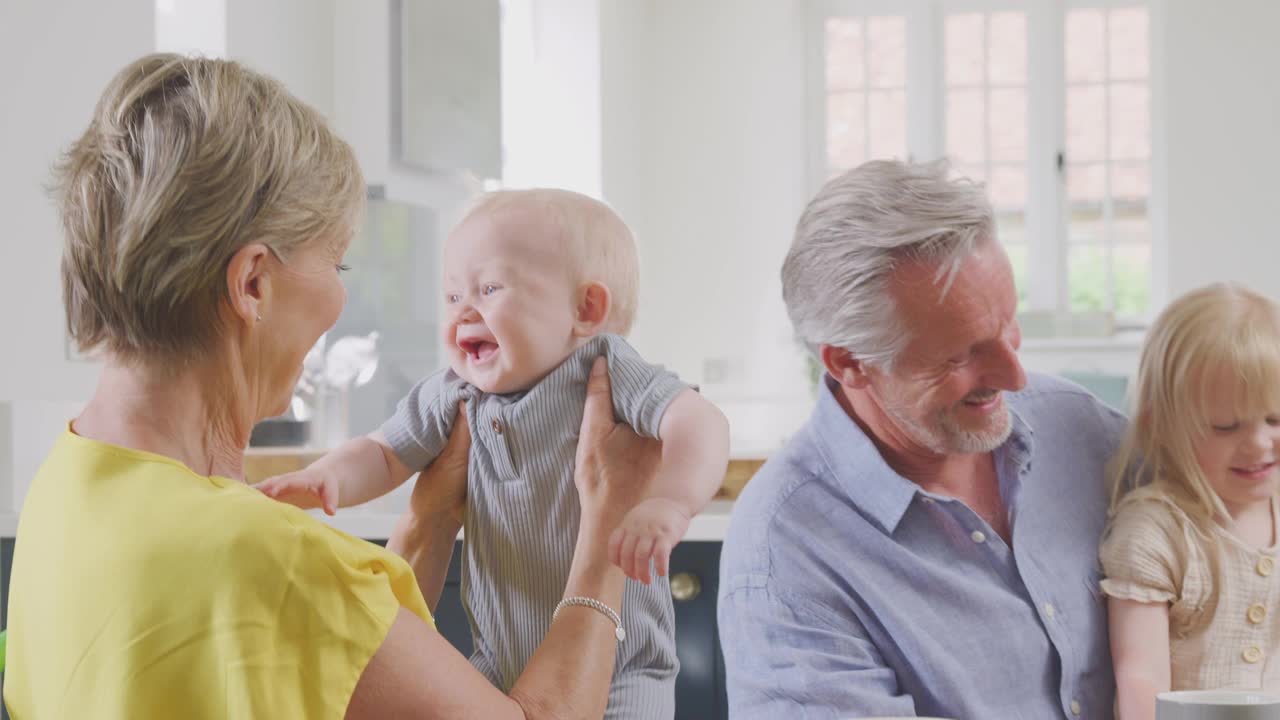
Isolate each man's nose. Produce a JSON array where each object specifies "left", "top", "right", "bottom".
[{"left": 983, "top": 337, "right": 1027, "bottom": 392}]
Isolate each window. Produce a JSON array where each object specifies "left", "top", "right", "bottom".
[{"left": 807, "top": 0, "right": 1158, "bottom": 333}]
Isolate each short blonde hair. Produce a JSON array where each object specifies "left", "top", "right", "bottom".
[
  {"left": 1108, "top": 283, "right": 1280, "bottom": 521},
  {"left": 56, "top": 53, "right": 365, "bottom": 366},
  {"left": 460, "top": 189, "right": 640, "bottom": 334}
]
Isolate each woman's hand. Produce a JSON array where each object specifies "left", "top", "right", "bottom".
[
  {"left": 407, "top": 401, "right": 471, "bottom": 528},
  {"left": 574, "top": 358, "right": 662, "bottom": 541},
  {"left": 387, "top": 402, "right": 470, "bottom": 611}
]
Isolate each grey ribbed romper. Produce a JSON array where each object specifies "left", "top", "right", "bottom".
[{"left": 381, "top": 334, "right": 685, "bottom": 719}]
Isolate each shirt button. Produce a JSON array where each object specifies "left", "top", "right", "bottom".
[
  {"left": 491, "top": 418, "right": 504, "bottom": 434},
  {"left": 1070, "top": 699, "right": 1081, "bottom": 715},
  {"left": 1248, "top": 603, "right": 1267, "bottom": 624},
  {"left": 1043, "top": 602, "right": 1056, "bottom": 619},
  {"left": 1243, "top": 646, "right": 1264, "bottom": 664},
  {"left": 970, "top": 530, "right": 987, "bottom": 543},
  {"left": 1258, "top": 556, "right": 1275, "bottom": 577}
]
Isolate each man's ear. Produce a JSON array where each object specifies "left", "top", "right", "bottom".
[
  {"left": 820, "top": 344, "right": 873, "bottom": 390},
  {"left": 226, "top": 243, "right": 273, "bottom": 326},
  {"left": 572, "top": 281, "right": 612, "bottom": 337}
]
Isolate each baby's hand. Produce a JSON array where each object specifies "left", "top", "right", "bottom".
[
  {"left": 253, "top": 468, "right": 340, "bottom": 515},
  {"left": 608, "top": 497, "right": 691, "bottom": 585}
]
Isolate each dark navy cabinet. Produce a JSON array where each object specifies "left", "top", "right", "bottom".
[{"left": 0, "top": 537, "right": 726, "bottom": 720}]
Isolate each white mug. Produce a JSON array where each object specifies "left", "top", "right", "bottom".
[{"left": 1156, "top": 690, "right": 1280, "bottom": 720}]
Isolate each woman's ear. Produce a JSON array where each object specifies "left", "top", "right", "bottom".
[
  {"left": 572, "top": 281, "right": 613, "bottom": 337},
  {"left": 820, "top": 344, "right": 873, "bottom": 390},
  {"left": 226, "top": 243, "right": 274, "bottom": 326}
]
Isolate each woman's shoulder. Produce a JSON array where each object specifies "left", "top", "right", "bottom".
[{"left": 212, "top": 487, "right": 430, "bottom": 620}]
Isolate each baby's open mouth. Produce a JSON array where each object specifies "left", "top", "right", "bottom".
[{"left": 459, "top": 338, "right": 499, "bottom": 363}]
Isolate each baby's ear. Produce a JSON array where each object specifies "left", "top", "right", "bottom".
[{"left": 573, "top": 281, "right": 613, "bottom": 337}]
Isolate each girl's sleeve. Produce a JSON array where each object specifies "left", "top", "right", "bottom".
[{"left": 1099, "top": 498, "right": 1186, "bottom": 604}]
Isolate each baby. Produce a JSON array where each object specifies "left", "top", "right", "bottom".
[{"left": 258, "top": 188, "right": 730, "bottom": 718}]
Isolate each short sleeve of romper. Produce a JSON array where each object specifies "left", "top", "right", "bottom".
[{"left": 1099, "top": 492, "right": 1189, "bottom": 604}]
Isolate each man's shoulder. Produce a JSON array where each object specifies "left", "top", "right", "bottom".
[
  {"left": 721, "top": 427, "right": 857, "bottom": 579},
  {"left": 1012, "top": 372, "right": 1127, "bottom": 424}
]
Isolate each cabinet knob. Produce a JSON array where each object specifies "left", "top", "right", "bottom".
[{"left": 670, "top": 572, "right": 702, "bottom": 602}]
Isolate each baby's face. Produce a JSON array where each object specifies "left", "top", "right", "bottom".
[{"left": 441, "top": 211, "right": 582, "bottom": 394}]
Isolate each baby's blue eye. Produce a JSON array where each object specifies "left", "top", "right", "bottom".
[
  {"left": 446, "top": 293, "right": 461, "bottom": 304},
  {"left": 482, "top": 284, "right": 500, "bottom": 296}
]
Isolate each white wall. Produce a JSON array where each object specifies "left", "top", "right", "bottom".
[
  {"left": 156, "top": 0, "right": 226, "bottom": 56},
  {"left": 0, "top": 0, "right": 155, "bottom": 509},
  {"left": 1163, "top": 0, "right": 1280, "bottom": 299},
  {"left": 226, "top": 0, "right": 335, "bottom": 118},
  {"left": 602, "top": 0, "right": 812, "bottom": 402},
  {"left": 598, "top": 0, "right": 820, "bottom": 449}
]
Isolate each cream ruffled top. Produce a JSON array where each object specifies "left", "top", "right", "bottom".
[{"left": 1100, "top": 486, "right": 1280, "bottom": 691}]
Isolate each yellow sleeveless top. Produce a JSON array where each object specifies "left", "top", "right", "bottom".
[{"left": 3, "top": 429, "right": 432, "bottom": 719}]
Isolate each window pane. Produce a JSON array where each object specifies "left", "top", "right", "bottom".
[
  {"left": 1002, "top": 237, "right": 1030, "bottom": 310},
  {"left": 989, "top": 165, "right": 1027, "bottom": 210},
  {"left": 989, "top": 88, "right": 1026, "bottom": 163},
  {"left": 945, "top": 13, "right": 984, "bottom": 86},
  {"left": 825, "top": 18, "right": 865, "bottom": 90},
  {"left": 946, "top": 89, "right": 985, "bottom": 165},
  {"left": 988, "top": 12, "right": 1026, "bottom": 85},
  {"left": 1069, "top": 207, "right": 1104, "bottom": 245},
  {"left": 1114, "top": 216, "right": 1151, "bottom": 317},
  {"left": 1111, "top": 161, "right": 1149, "bottom": 202},
  {"left": 954, "top": 163, "right": 987, "bottom": 185},
  {"left": 1068, "top": 163, "right": 1106, "bottom": 204},
  {"left": 1069, "top": 244, "right": 1109, "bottom": 312},
  {"left": 1110, "top": 83, "right": 1150, "bottom": 160},
  {"left": 1066, "top": 9, "right": 1106, "bottom": 84},
  {"left": 1109, "top": 8, "right": 1149, "bottom": 80},
  {"left": 867, "top": 16, "right": 906, "bottom": 88},
  {"left": 1067, "top": 84, "right": 1106, "bottom": 163},
  {"left": 827, "top": 91, "right": 867, "bottom": 169},
  {"left": 868, "top": 89, "right": 908, "bottom": 159}
]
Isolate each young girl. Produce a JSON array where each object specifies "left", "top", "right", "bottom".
[{"left": 1102, "top": 283, "right": 1280, "bottom": 719}]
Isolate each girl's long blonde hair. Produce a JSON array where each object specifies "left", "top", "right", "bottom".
[{"left": 1109, "top": 283, "right": 1280, "bottom": 522}]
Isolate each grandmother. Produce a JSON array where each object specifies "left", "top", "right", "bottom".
[{"left": 3, "top": 53, "right": 655, "bottom": 719}]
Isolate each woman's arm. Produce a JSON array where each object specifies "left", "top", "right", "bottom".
[
  {"left": 347, "top": 358, "right": 653, "bottom": 720},
  {"left": 386, "top": 406, "right": 469, "bottom": 613},
  {"left": 1110, "top": 597, "right": 1171, "bottom": 720}
]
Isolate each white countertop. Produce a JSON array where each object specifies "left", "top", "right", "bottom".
[
  {"left": 310, "top": 499, "right": 738, "bottom": 542},
  {"left": 0, "top": 500, "right": 738, "bottom": 542}
]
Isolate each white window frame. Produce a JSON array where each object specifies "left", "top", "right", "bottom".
[{"left": 805, "top": 0, "right": 1167, "bottom": 333}]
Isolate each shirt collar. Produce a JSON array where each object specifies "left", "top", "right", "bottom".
[{"left": 808, "top": 374, "right": 1037, "bottom": 535}]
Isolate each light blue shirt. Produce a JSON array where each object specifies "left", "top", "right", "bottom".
[{"left": 718, "top": 373, "right": 1126, "bottom": 719}]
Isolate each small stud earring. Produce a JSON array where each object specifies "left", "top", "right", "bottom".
[{"left": 256, "top": 314, "right": 263, "bottom": 321}]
